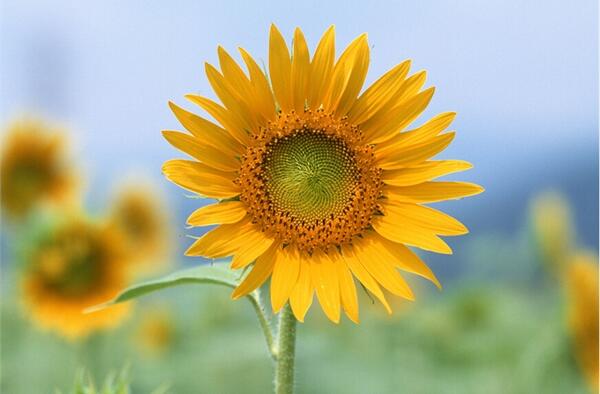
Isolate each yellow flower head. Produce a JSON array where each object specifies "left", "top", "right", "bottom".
[
  {"left": 565, "top": 252, "right": 599, "bottom": 390},
  {"left": 530, "top": 191, "right": 575, "bottom": 274},
  {"left": 162, "top": 25, "right": 483, "bottom": 323},
  {"left": 21, "top": 215, "right": 131, "bottom": 340},
  {"left": 108, "top": 184, "right": 171, "bottom": 275},
  {"left": 134, "top": 305, "right": 175, "bottom": 357},
  {"left": 1, "top": 118, "right": 77, "bottom": 218}
]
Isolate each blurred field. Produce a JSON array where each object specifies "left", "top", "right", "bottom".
[{"left": 0, "top": 224, "right": 595, "bottom": 393}]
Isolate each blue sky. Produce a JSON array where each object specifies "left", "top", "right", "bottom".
[{"left": 1, "top": 0, "right": 598, "bottom": 250}]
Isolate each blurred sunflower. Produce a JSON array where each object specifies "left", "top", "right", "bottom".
[
  {"left": 1, "top": 118, "right": 76, "bottom": 218},
  {"left": 21, "top": 215, "right": 131, "bottom": 340},
  {"left": 565, "top": 252, "right": 599, "bottom": 390},
  {"left": 530, "top": 191, "right": 575, "bottom": 275},
  {"left": 163, "top": 25, "right": 483, "bottom": 323},
  {"left": 134, "top": 305, "right": 175, "bottom": 357},
  {"left": 108, "top": 185, "right": 170, "bottom": 275}
]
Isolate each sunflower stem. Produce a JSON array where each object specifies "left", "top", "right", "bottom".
[
  {"left": 249, "top": 288, "right": 277, "bottom": 360},
  {"left": 274, "top": 303, "right": 297, "bottom": 394}
]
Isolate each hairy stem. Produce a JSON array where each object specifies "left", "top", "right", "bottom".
[{"left": 274, "top": 303, "right": 297, "bottom": 394}]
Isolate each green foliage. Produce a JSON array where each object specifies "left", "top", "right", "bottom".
[
  {"left": 88, "top": 264, "right": 240, "bottom": 311},
  {"left": 85, "top": 262, "right": 278, "bottom": 363},
  {"left": 57, "top": 368, "right": 131, "bottom": 394},
  {"left": 2, "top": 228, "right": 594, "bottom": 394},
  {"left": 1, "top": 282, "right": 592, "bottom": 394},
  {"left": 56, "top": 366, "right": 171, "bottom": 394}
]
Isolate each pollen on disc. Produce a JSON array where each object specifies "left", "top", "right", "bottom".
[
  {"left": 237, "top": 109, "right": 383, "bottom": 253},
  {"left": 263, "top": 131, "right": 359, "bottom": 223}
]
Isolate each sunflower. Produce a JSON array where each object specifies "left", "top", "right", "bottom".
[
  {"left": 565, "top": 252, "right": 599, "bottom": 390},
  {"left": 162, "top": 25, "right": 483, "bottom": 323},
  {"left": 530, "top": 191, "right": 574, "bottom": 275},
  {"left": 108, "top": 184, "right": 171, "bottom": 275},
  {"left": 134, "top": 304, "right": 175, "bottom": 357},
  {"left": 21, "top": 215, "right": 131, "bottom": 340},
  {"left": 1, "top": 118, "right": 76, "bottom": 218}
]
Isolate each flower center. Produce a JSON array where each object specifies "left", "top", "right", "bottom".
[
  {"left": 263, "top": 131, "right": 359, "bottom": 222},
  {"left": 35, "top": 227, "right": 106, "bottom": 297},
  {"left": 237, "top": 110, "right": 383, "bottom": 252}
]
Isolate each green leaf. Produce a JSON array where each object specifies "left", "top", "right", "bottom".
[{"left": 87, "top": 264, "right": 240, "bottom": 312}]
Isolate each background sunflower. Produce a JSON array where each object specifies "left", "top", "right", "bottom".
[
  {"left": 1, "top": 118, "right": 77, "bottom": 219},
  {"left": 107, "top": 183, "right": 172, "bottom": 276},
  {"left": 21, "top": 215, "right": 131, "bottom": 340}
]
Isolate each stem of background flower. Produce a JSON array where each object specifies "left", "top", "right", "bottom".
[{"left": 274, "top": 303, "right": 297, "bottom": 394}]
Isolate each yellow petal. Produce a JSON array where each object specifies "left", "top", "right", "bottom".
[
  {"left": 269, "top": 24, "right": 293, "bottom": 112},
  {"left": 358, "top": 70, "right": 427, "bottom": 130},
  {"left": 376, "top": 112, "right": 456, "bottom": 158},
  {"left": 331, "top": 251, "right": 359, "bottom": 323},
  {"left": 308, "top": 26, "right": 335, "bottom": 108},
  {"left": 232, "top": 245, "right": 278, "bottom": 299},
  {"left": 162, "top": 159, "right": 239, "bottom": 199},
  {"left": 185, "top": 216, "right": 253, "bottom": 258},
  {"left": 168, "top": 101, "right": 244, "bottom": 156},
  {"left": 323, "top": 34, "right": 369, "bottom": 114},
  {"left": 162, "top": 130, "right": 239, "bottom": 172},
  {"left": 289, "top": 260, "right": 313, "bottom": 322},
  {"left": 382, "top": 160, "right": 473, "bottom": 187},
  {"left": 188, "top": 221, "right": 272, "bottom": 269},
  {"left": 291, "top": 28, "right": 310, "bottom": 112},
  {"left": 341, "top": 244, "right": 392, "bottom": 314},
  {"left": 386, "top": 181, "right": 485, "bottom": 203},
  {"left": 230, "top": 234, "right": 275, "bottom": 270},
  {"left": 396, "top": 70, "right": 428, "bottom": 101},
  {"left": 381, "top": 201, "right": 468, "bottom": 236},
  {"left": 374, "top": 234, "right": 441, "bottom": 288},
  {"left": 185, "top": 95, "right": 250, "bottom": 145},
  {"left": 352, "top": 236, "right": 415, "bottom": 299},
  {"left": 372, "top": 215, "right": 453, "bottom": 254},
  {"left": 271, "top": 246, "right": 301, "bottom": 313},
  {"left": 217, "top": 46, "right": 256, "bottom": 110},
  {"left": 333, "top": 35, "right": 370, "bottom": 116},
  {"left": 186, "top": 201, "right": 247, "bottom": 226},
  {"left": 363, "top": 87, "right": 435, "bottom": 144},
  {"left": 205, "top": 63, "right": 258, "bottom": 130},
  {"left": 376, "top": 132, "right": 455, "bottom": 170},
  {"left": 238, "top": 47, "right": 277, "bottom": 120},
  {"left": 348, "top": 60, "right": 411, "bottom": 125},
  {"left": 310, "top": 249, "right": 341, "bottom": 323}
]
